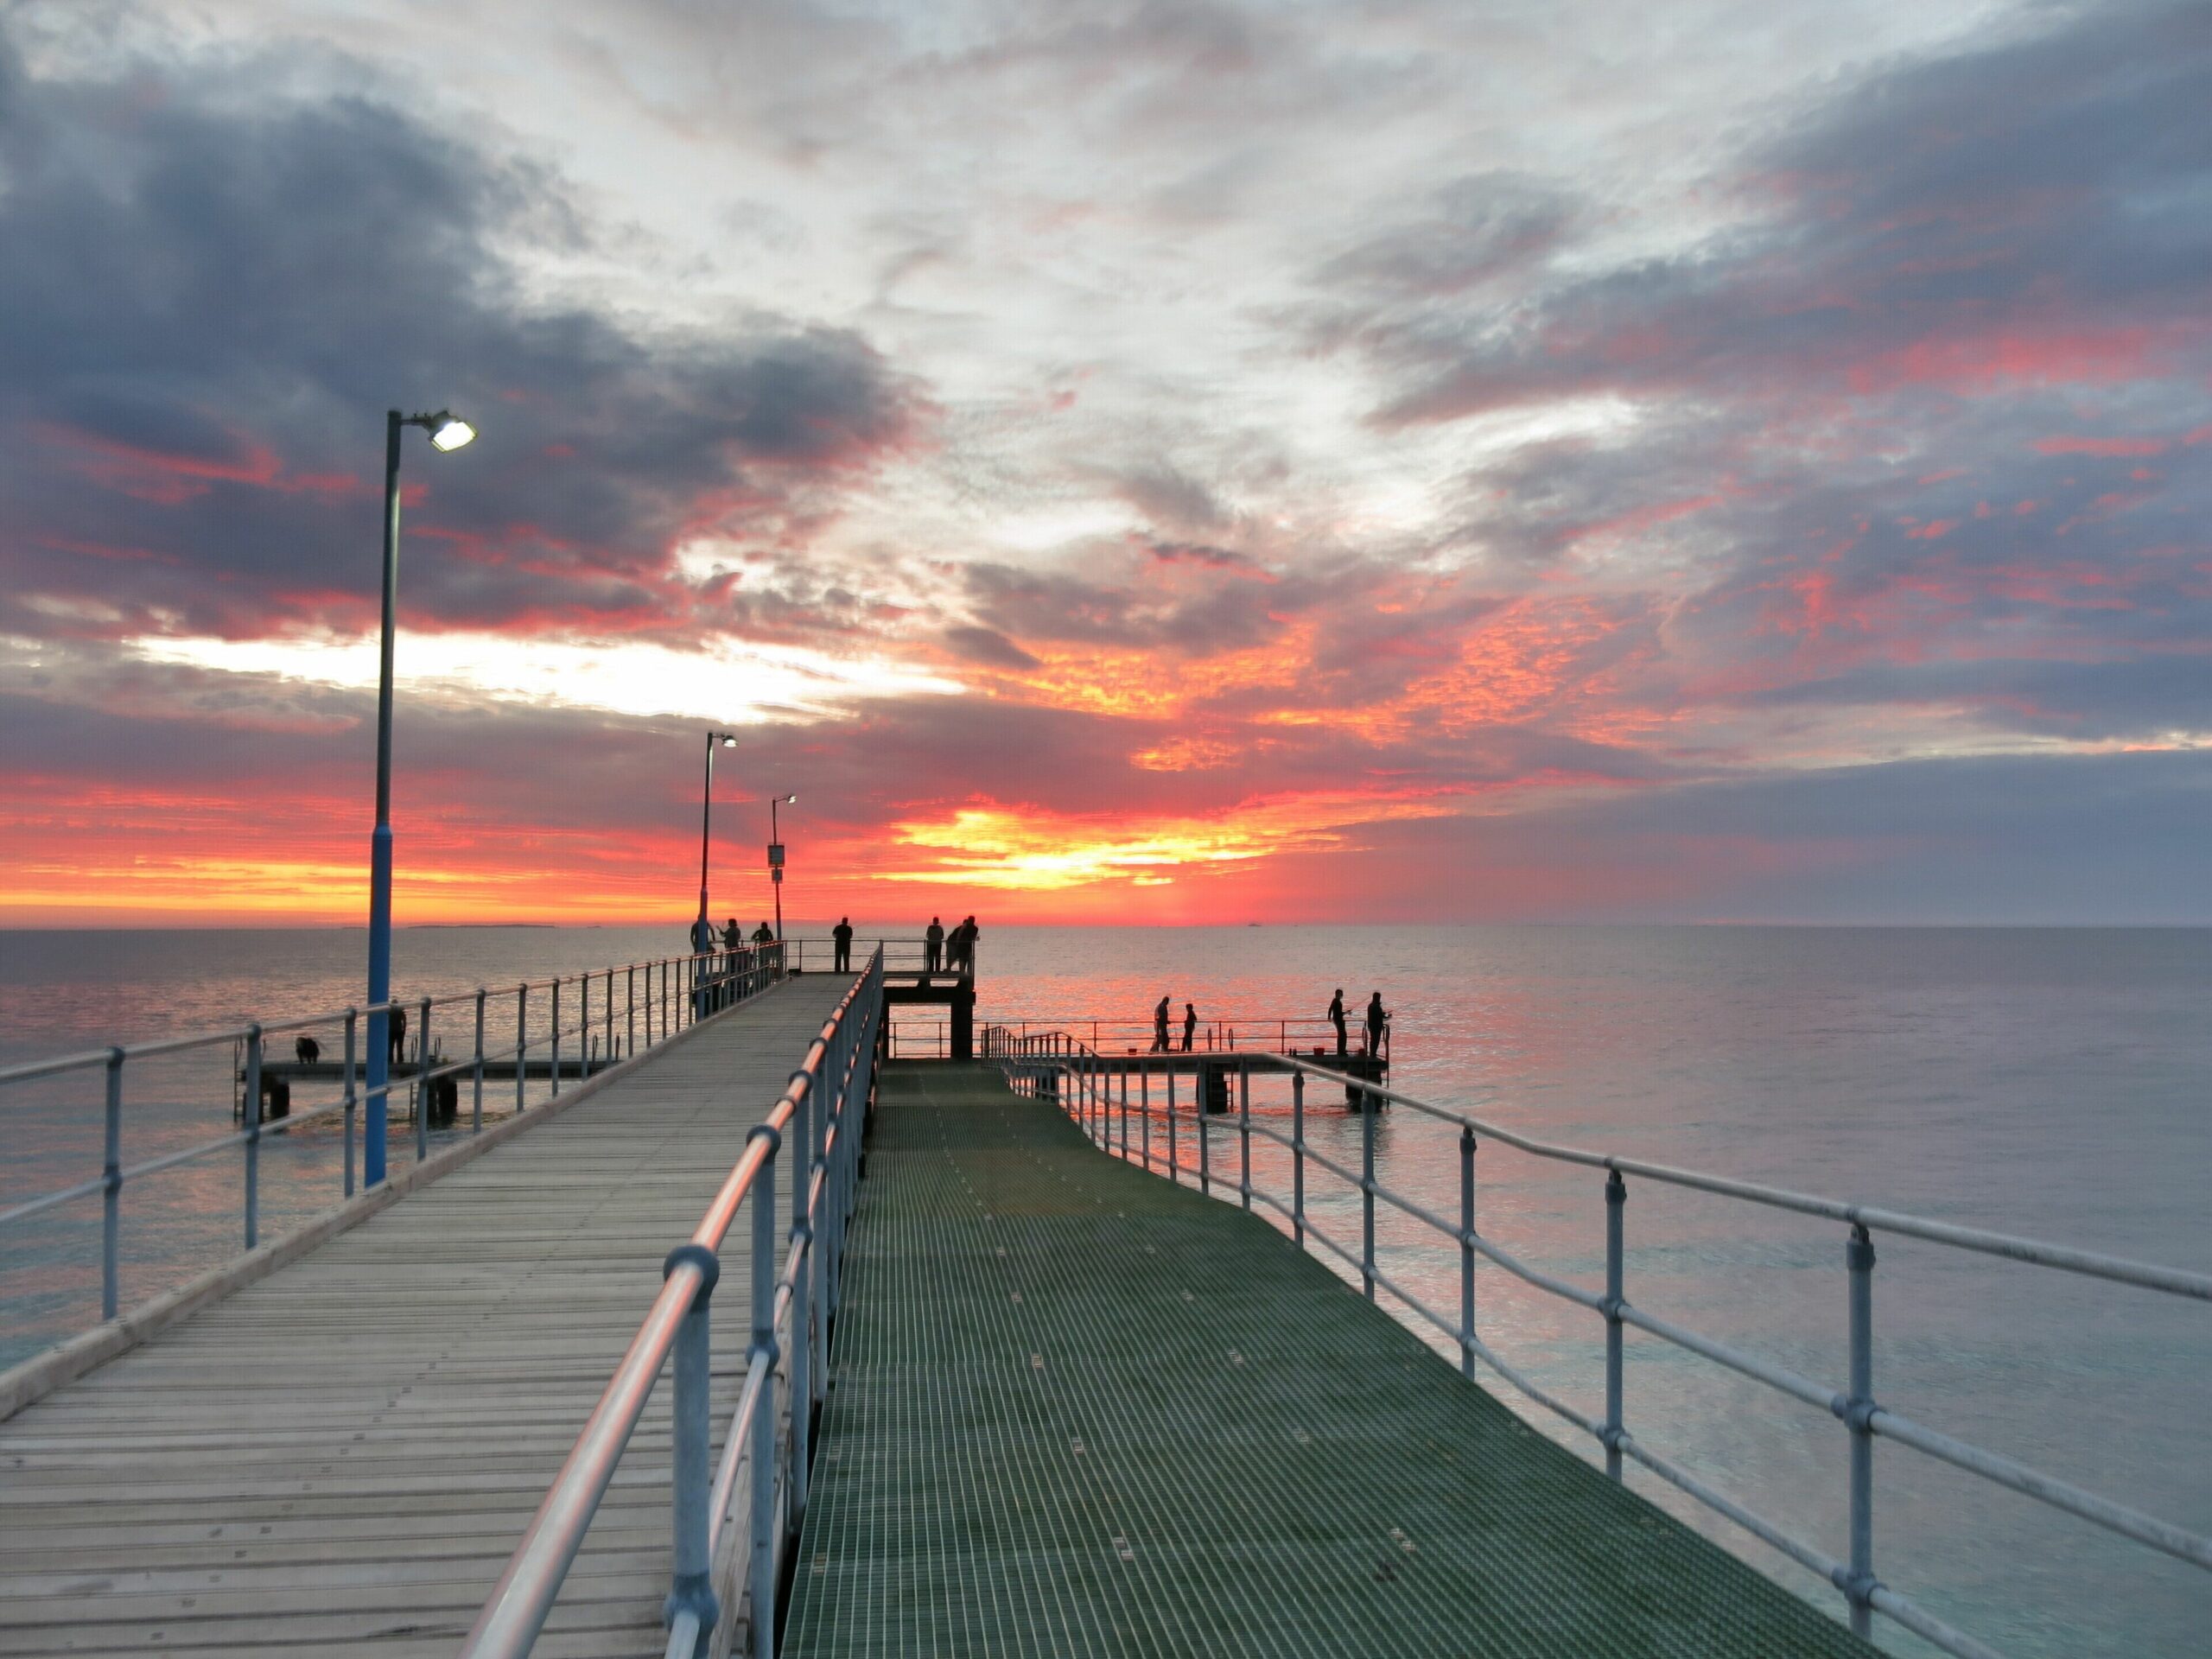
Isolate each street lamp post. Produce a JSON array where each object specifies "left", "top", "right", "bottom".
[
  {"left": 767, "top": 793, "right": 796, "bottom": 940},
  {"left": 365, "top": 409, "right": 475, "bottom": 1190},
  {"left": 696, "top": 733, "right": 740, "bottom": 953}
]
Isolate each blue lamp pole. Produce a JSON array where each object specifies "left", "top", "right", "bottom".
[
  {"left": 365, "top": 408, "right": 475, "bottom": 1189},
  {"left": 696, "top": 732, "right": 740, "bottom": 952}
]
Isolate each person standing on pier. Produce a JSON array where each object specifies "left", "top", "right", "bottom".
[
  {"left": 690, "top": 914, "right": 715, "bottom": 956},
  {"left": 1365, "top": 992, "right": 1388, "bottom": 1058},
  {"left": 1182, "top": 1001, "right": 1198, "bottom": 1052},
  {"left": 832, "top": 917, "right": 854, "bottom": 973},
  {"left": 721, "top": 917, "right": 741, "bottom": 951},
  {"left": 753, "top": 919, "right": 775, "bottom": 947},
  {"left": 925, "top": 916, "right": 944, "bottom": 974},
  {"left": 388, "top": 1002, "right": 408, "bottom": 1066},
  {"left": 1328, "top": 988, "right": 1347, "bottom": 1057},
  {"left": 1153, "top": 995, "right": 1172, "bottom": 1052}
]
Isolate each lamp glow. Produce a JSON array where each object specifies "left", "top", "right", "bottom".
[{"left": 429, "top": 417, "right": 476, "bottom": 452}]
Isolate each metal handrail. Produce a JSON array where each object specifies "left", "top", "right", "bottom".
[
  {"left": 985, "top": 1026, "right": 2212, "bottom": 1659},
  {"left": 462, "top": 949, "right": 884, "bottom": 1659},
  {"left": 0, "top": 945, "right": 790, "bottom": 1340}
]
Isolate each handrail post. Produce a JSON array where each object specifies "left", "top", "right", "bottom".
[
  {"left": 1846, "top": 1224, "right": 1877, "bottom": 1637},
  {"left": 663, "top": 1243, "right": 721, "bottom": 1655},
  {"left": 416, "top": 996, "right": 433, "bottom": 1160},
  {"left": 515, "top": 984, "right": 528, "bottom": 1116},
  {"left": 1141, "top": 1070, "right": 1151, "bottom": 1172},
  {"left": 101, "top": 1048, "right": 123, "bottom": 1319},
  {"left": 604, "top": 969, "right": 613, "bottom": 1065},
  {"left": 1237, "top": 1061, "right": 1251, "bottom": 1211},
  {"left": 747, "top": 1126, "right": 782, "bottom": 1659},
  {"left": 473, "top": 988, "right": 486, "bottom": 1134},
  {"left": 243, "top": 1025, "right": 262, "bottom": 1249},
  {"left": 581, "top": 973, "right": 593, "bottom": 1080},
  {"left": 1292, "top": 1071, "right": 1306, "bottom": 1247},
  {"left": 1166, "top": 1071, "right": 1179, "bottom": 1186},
  {"left": 550, "top": 978, "right": 562, "bottom": 1096},
  {"left": 626, "top": 965, "right": 636, "bottom": 1059},
  {"left": 1604, "top": 1169, "right": 1626, "bottom": 1478},
  {"left": 342, "top": 1011, "right": 358, "bottom": 1199},
  {"left": 1458, "top": 1127, "right": 1476, "bottom": 1378},
  {"left": 1360, "top": 1086, "right": 1376, "bottom": 1300},
  {"left": 1119, "top": 1071, "right": 1129, "bottom": 1159},
  {"left": 789, "top": 1075, "right": 815, "bottom": 1531},
  {"left": 1198, "top": 1067, "right": 1211, "bottom": 1197}
]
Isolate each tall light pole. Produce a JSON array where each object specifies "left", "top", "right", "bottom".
[
  {"left": 696, "top": 732, "right": 739, "bottom": 950},
  {"left": 365, "top": 408, "right": 475, "bottom": 1190},
  {"left": 767, "top": 793, "right": 796, "bottom": 940}
]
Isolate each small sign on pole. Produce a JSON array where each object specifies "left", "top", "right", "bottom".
[{"left": 767, "top": 843, "right": 785, "bottom": 868}]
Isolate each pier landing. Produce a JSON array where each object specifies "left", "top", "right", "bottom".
[{"left": 784, "top": 1062, "right": 1871, "bottom": 1658}]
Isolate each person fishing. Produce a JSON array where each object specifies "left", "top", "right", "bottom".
[
  {"left": 1152, "top": 995, "right": 1172, "bottom": 1052},
  {"left": 1182, "top": 1001, "right": 1198, "bottom": 1053},
  {"left": 1365, "top": 991, "right": 1388, "bottom": 1058},
  {"left": 1328, "top": 988, "right": 1347, "bottom": 1057}
]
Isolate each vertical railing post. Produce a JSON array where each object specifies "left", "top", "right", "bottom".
[
  {"left": 1360, "top": 1088, "right": 1376, "bottom": 1300},
  {"left": 415, "top": 997, "right": 433, "bottom": 1161},
  {"left": 1458, "top": 1127, "right": 1476, "bottom": 1378},
  {"left": 472, "top": 988, "right": 486, "bottom": 1134},
  {"left": 626, "top": 964, "right": 636, "bottom": 1059},
  {"left": 1166, "top": 1071, "right": 1179, "bottom": 1186},
  {"left": 101, "top": 1048, "right": 123, "bottom": 1319},
  {"left": 662, "top": 1243, "right": 720, "bottom": 1656},
  {"left": 1237, "top": 1061, "right": 1251, "bottom": 1211},
  {"left": 1604, "top": 1169, "right": 1626, "bottom": 1478},
  {"left": 1846, "top": 1224, "right": 1877, "bottom": 1637},
  {"left": 605, "top": 969, "right": 614, "bottom": 1065},
  {"left": 342, "top": 1010, "right": 358, "bottom": 1199},
  {"left": 1198, "top": 1068, "right": 1211, "bottom": 1197},
  {"left": 1140, "top": 1070, "right": 1151, "bottom": 1170},
  {"left": 550, "top": 978, "right": 563, "bottom": 1096},
  {"left": 1119, "top": 1071, "right": 1129, "bottom": 1158},
  {"left": 243, "top": 1025, "right": 262, "bottom": 1249},
  {"left": 747, "top": 1125, "right": 782, "bottom": 1659},
  {"left": 1292, "top": 1071, "right": 1306, "bottom": 1248},
  {"left": 515, "top": 984, "right": 528, "bottom": 1116},
  {"left": 789, "top": 1075, "right": 814, "bottom": 1532},
  {"left": 581, "top": 974, "right": 593, "bottom": 1080}
]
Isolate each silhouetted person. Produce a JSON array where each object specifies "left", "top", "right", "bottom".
[
  {"left": 1365, "top": 992, "right": 1388, "bottom": 1058},
  {"left": 388, "top": 1003, "right": 408, "bottom": 1066},
  {"left": 1182, "top": 1001, "right": 1197, "bottom": 1052},
  {"left": 833, "top": 916, "right": 853, "bottom": 972},
  {"left": 721, "top": 917, "right": 741, "bottom": 951},
  {"left": 753, "top": 920, "right": 774, "bottom": 947},
  {"left": 296, "top": 1035, "right": 321, "bottom": 1065},
  {"left": 690, "top": 915, "right": 715, "bottom": 954},
  {"left": 925, "top": 916, "right": 944, "bottom": 974},
  {"left": 1327, "top": 988, "right": 1346, "bottom": 1057},
  {"left": 1152, "top": 995, "right": 1171, "bottom": 1052},
  {"left": 951, "top": 915, "right": 978, "bottom": 974}
]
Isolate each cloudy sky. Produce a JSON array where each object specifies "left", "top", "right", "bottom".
[{"left": 1, "top": 0, "right": 2206, "bottom": 925}]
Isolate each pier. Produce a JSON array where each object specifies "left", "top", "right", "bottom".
[{"left": 1, "top": 942, "right": 2205, "bottom": 1659}]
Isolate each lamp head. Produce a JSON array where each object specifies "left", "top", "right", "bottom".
[
  {"left": 783, "top": 793, "right": 798, "bottom": 804},
  {"left": 720, "top": 735, "right": 738, "bottom": 748},
  {"left": 427, "top": 416, "right": 476, "bottom": 452}
]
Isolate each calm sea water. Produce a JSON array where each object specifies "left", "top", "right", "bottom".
[{"left": 2, "top": 923, "right": 2207, "bottom": 1656}]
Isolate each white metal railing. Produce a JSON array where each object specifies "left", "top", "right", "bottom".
[
  {"left": 982, "top": 1012, "right": 1388, "bottom": 1061},
  {"left": 984, "top": 1026, "right": 2212, "bottom": 1659},
  {"left": 0, "top": 944, "right": 785, "bottom": 1344},
  {"left": 461, "top": 950, "right": 883, "bottom": 1659},
  {"left": 781, "top": 934, "right": 976, "bottom": 982}
]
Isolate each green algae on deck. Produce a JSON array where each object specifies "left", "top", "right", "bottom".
[{"left": 784, "top": 1061, "right": 1874, "bottom": 1659}]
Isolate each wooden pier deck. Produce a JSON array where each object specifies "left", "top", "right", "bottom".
[
  {"left": 0, "top": 975, "right": 856, "bottom": 1658},
  {"left": 783, "top": 1062, "right": 1873, "bottom": 1658}
]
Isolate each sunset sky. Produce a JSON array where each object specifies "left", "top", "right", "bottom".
[{"left": 2, "top": 0, "right": 2207, "bottom": 926}]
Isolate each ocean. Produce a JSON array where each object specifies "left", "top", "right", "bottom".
[{"left": 2, "top": 923, "right": 2207, "bottom": 1656}]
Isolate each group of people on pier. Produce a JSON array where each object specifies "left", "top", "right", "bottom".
[
  {"left": 922, "top": 915, "right": 979, "bottom": 976},
  {"left": 1147, "top": 988, "right": 1389, "bottom": 1058}
]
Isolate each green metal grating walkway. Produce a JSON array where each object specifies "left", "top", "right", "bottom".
[{"left": 784, "top": 1062, "right": 1875, "bottom": 1659}]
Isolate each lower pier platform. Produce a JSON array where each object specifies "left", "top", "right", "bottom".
[{"left": 784, "top": 1061, "right": 1872, "bottom": 1659}]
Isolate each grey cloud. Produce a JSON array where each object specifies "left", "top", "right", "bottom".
[
  {"left": 0, "top": 29, "right": 925, "bottom": 645},
  {"left": 942, "top": 625, "right": 1042, "bottom": 670}
]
